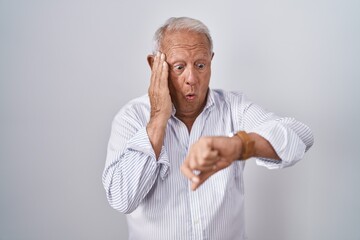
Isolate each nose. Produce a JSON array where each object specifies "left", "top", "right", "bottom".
[{"left": 185, "top": 67, "right": 197, "bottom": 86}]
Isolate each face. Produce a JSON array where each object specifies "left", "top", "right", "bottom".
[{"left": 160, "top": 30, "right": 213, "bottom": 118}]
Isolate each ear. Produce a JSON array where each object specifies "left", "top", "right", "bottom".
[{"left": 147, "top": 55, "right": 154, "bottom": 69}]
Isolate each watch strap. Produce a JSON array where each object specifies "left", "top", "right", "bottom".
[{"left": 235, "top": 131, "right": 255, "bottom": 160}]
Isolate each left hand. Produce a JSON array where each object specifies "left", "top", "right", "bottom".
[{"left": 181, "top": 136, "right": 242, "bottom": 190}]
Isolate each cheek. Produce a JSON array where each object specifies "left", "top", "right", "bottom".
[
  {"left": 169, "top": 74, "right": 183, "bottom": 87},
  {"left": 200, "top": 72, "right": 211, "bottom": 86},
  {"left": 168, "top": 75, "right": 182, "bottom": 94}
]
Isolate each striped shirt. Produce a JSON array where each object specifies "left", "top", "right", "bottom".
[{"left": 102, "top": 89, "right": 313, "bottom": 240}]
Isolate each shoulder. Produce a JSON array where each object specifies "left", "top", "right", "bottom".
[
  {"left": 123, "top": 94, "right": 150, "bottom": 113},
  {"left": 113, "top": 94, "right": 150, "bottom": 126},
  {"left": 210, "top": 89, "right": 255, "bottom": 122},
  {"left": 210, "top": 89, "right": 249, "bottom": 106}
]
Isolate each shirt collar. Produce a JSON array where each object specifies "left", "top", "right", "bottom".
[{"left": 204, "top": 88, "right": 215, "bottom": 111}]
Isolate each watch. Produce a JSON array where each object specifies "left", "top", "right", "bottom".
[{"left": 229, "top": 131, "right": 255, "bottom": 160}]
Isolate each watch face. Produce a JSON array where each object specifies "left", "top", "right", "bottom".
[{"left": 228, "top": 132, "right": 236, "bottom": 137}]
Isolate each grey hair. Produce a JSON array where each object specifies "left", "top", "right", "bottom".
[{"left": 152, "top": 17, "right": 213, "bottom": 54}]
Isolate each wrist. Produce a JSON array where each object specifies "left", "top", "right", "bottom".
[
  {"left": 147, "top": 117, "right": 168, "bottom": 160},
  {"left": 148, "top": 115, "right": 168, "bottom": 129},
  {"left": 230, "top": 131, "right": 255, "bottom": 160},
  {"left": 229, "top": 135, "right": 243, "bottom": 160}
]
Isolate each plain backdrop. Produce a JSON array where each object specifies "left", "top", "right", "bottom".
[{"left": 1, "top": 0, "right": 359, "bottom": 239}]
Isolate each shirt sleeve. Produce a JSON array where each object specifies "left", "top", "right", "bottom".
[
  {"left": 102, "top": 104, "right": 169, "bottom": 214},
  {"left": 239, "top": 96, "right": 314, "bottom": 169}
]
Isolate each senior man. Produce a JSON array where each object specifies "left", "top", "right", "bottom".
[{"left": 102, "top": 17, "right": 314, "bottom": 240}]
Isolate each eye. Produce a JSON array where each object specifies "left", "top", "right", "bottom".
[
  {"left": 196, "top": 63, "right": 205, "bottom": 69},
  {"left": 174, "top": 65, "right": 184, "bottom": 71}
]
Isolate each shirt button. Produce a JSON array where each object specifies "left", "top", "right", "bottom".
[{"left": 194, "top": 220, "right": 199, "bottom": 224}]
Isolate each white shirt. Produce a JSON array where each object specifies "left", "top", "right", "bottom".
[{"left": 102, "top": 89, "right": 313, "bottom": 240}]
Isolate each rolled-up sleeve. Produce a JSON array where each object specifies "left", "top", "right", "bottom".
[
  {"left": 240, "top": 97, "right": 314, "bottom": 169},
  {"left": 102, "top": 104, "right": 169, "bottom": 214}
]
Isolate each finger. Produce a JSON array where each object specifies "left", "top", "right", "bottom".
[
  {"left": 189, "top": 150, "right": 219, "bottom": 171},
  {"left": 160, "top": 54, "right": 169, "bottom": 89},
  {"left": 180, "top": 162, "right": 200, "bottom": 184},
  {"left": 155, "top": 52, "right": 164, "bottom": 89},
  {"left": 191, "top": 169, "right": 216, "bottom": 191},
  {"left": 192, "top": 152, "right": 219, "bottom": 171},
  {"left": 194, "top": 164, "right": 218, "bottom": 172},
  {"left": 192, "top": 159, "right": 233, "bottom": 191},
  {"left": 186, "top": 150, "right": 195, "bottom": 169},
  {"left": 199, "top": 150, "right": 220, "bottom": 167},
  {"left": 150, "top": 52, "right": 161, "bottom": 89}
]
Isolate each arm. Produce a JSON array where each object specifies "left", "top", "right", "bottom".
[
  {"left": 102, "top": 120, "right": 166, "bottom": 214},
  {"left": 102, "top": 52, "right": 172, "bottom": 213},
  {"left": 146, "top": 52, "right": 172, "bottom": 158},
  {"left": 180, "top": 132, "right": 280, "bottom": 190},
  {"left": 245, "top": 132, "right": 281, "bottom": 160},
  {"left": 242, "top": 101, "right": 314, "bottom": 169},
  {"left": 181, "top": 95, "right": 314, "bottom": 190}
]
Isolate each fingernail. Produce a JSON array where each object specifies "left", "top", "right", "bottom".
[
  {"left": 161, "top": 53, "right": 165, "bottom": 60},
  {"left": 157, "top": 51, "right": 161, "bottom": 57},
  {"left": 191, "top": 177, "right": 199, "bottom": 183}
]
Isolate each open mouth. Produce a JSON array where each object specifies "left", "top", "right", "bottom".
[{"left": 185, "top": 94, "right": 196, "bottom": 101}]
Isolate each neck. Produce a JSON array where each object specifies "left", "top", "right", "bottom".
[
  {"left": 175, "top": 104, "right": 205, "bottom": 133},
  {"left": 176, "top": 114, "right": 197, "bottom": 133}
]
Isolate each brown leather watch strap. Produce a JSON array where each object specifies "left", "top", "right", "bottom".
[{"left": 235, "top": 131, "right": 255, "bottom": 160}]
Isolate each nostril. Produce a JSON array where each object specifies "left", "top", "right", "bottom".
[{"left": 185, "top": 78, "right": 195, "bottom": 85}]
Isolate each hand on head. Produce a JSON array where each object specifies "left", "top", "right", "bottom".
[
  {"left": 147, "top": 52, "right": 172, "bottom": 123},
  {"left": 146, "top": 52, "right": 172, "bottom": 159}
]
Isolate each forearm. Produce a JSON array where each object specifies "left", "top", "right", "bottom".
[
  {"left": 247, "top": 119, "right": 312, "bottom": 169},
  {"left": 249, "top": 132, "right": 280, "bottom": 160},
  {"left": 146, "top": 116, "right": 167, "bottom": 159},
  {"left": 230, "top": 132, "right": 280, "bottom": 160},
  {"left": 146, "top": 51, "right": 172, "bottom": 159}
]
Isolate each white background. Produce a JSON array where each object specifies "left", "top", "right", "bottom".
[{"left": 1, "top": 0, "right": 359, "bottom": 239}]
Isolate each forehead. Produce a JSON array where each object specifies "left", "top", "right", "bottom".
[{"left": 160, "top": 30, "right": 211, "bottom": 60}]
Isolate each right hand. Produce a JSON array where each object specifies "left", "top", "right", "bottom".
[
  {"left": 148, "top": 52, "right": 172, "bottom": 123},
  {"left": 146, "top": 52, "right": 172, "bottom": 159}
]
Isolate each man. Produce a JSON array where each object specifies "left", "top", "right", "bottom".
[{"left": 102, "top": 17, "right": 313, "bottom": 240}]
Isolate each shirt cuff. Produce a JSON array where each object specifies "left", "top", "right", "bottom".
[
  {"left": 127, "top": 127, "right": 170, "bottom": 180},
  {"left": 250, "top": 122, "right": 306, "bottom": 169}
]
